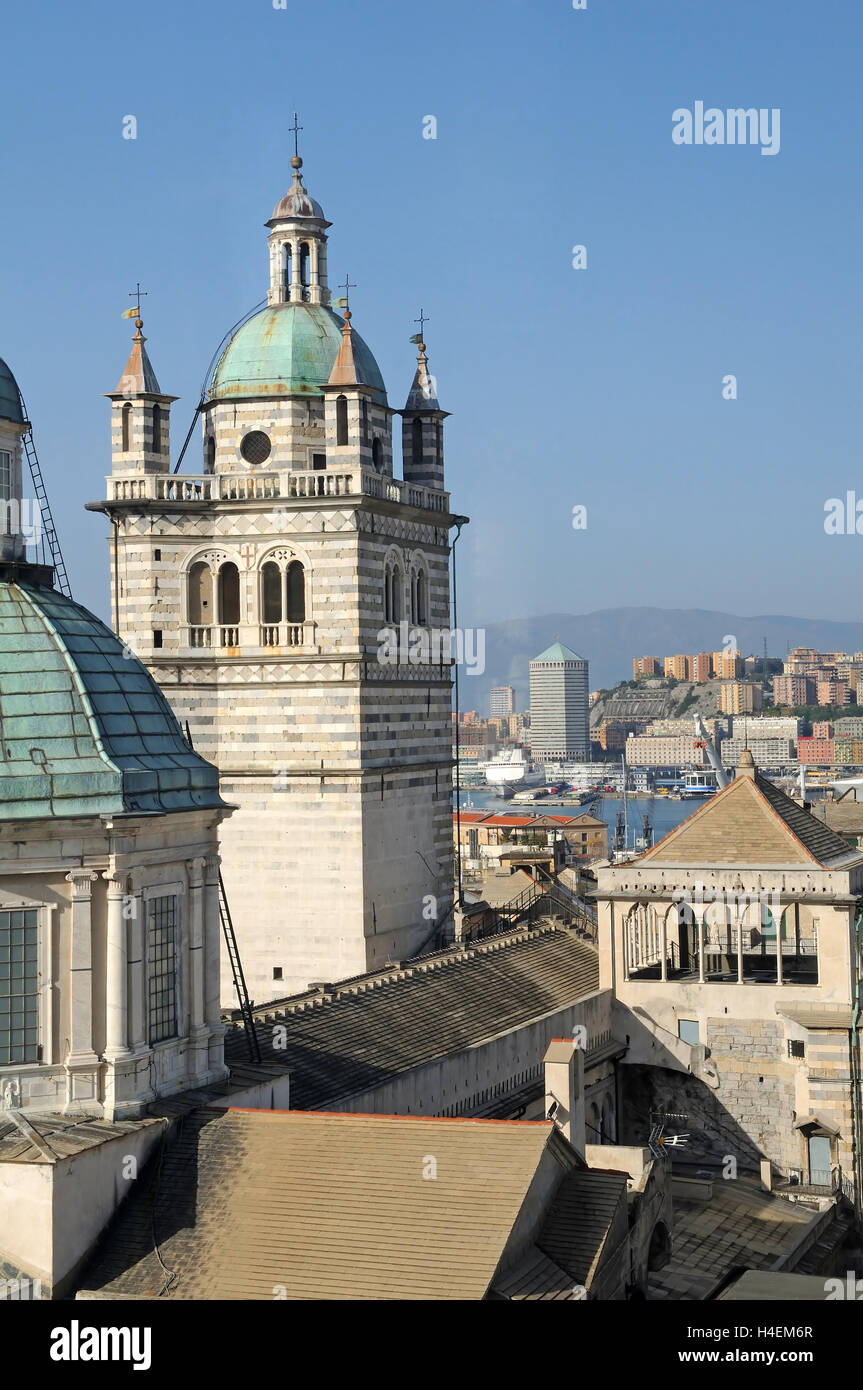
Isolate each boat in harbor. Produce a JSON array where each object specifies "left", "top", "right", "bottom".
[{"left": 481, "top": 748, "right": 545, "bottom": 797}]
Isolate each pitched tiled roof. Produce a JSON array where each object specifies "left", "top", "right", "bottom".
[
  {"left": 225, "top": 925, "right": 600, "bottom": 1109},
  {"left": 77, "top": 1109, "right": 562, "bottom": 1301},
  {"left": 640, "top": 769, "right": 860, "bottom": 868}
]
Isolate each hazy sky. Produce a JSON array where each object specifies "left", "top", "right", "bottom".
[{"left": 1, "top": 0, "right": 860, "bottom": 629}]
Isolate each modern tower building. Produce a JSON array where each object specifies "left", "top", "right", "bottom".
[
  {"left": 91, "top": 149, "right": 460, "bottom": 1004},
  {"left": 489, "top": 685, "right": 515, "bottom": 717},
  {"left": 529, "top": 641, "right": 589, "bottom": 764}
]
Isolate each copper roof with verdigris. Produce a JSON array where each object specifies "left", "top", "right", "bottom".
[
  {"left": 207, "top": 302, "right": 387, "bottom": 406},
  {"left": 0, "top": 582, "right": 224, "bottom": 818}
]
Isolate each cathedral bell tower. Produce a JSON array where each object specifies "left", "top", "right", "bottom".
[{"left": 91, "top": 142, "right": 462, "bottom": 1005}]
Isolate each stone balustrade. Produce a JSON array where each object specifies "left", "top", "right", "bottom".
[{"left": 108, "top": 468, "right": 450, "bottom": 513}]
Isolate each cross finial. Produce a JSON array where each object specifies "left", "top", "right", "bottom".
[
  {"left": 128, "top": 282, "right": 147, "bottom": 319},
  {"left": 339, "top": 273, "right": 357, "bottom": 310},
  {"left": 290, "top": 112, "right": 303, "bottom": 160},
  {"left": 414, "top": 308, "right": 429, "bottom": 340}
]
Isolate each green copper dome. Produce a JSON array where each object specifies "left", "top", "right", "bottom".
[
  {"left": 207, "top": 303, "right": 387, "bottom": 406},
  {"left": 0, "top": 581, "right": 224, "bottom": 819},
  {"left": 0, "top": 357, "right": 26, "bottom": 426}
]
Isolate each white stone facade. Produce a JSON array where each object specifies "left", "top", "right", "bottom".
[
  {"left": 95, "top": 169, "right": 458, "bottom": 1004},
  {"left": 0, "top": 809, "right": 228, "bottom": 1121}
]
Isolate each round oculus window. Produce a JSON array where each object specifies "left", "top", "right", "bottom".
[{"left": 240, "top": 430, "right": 272, "bottom": 465}]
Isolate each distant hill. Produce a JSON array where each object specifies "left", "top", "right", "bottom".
[{"left": 465, "top": 608, "right": 863, "bottom": 714}]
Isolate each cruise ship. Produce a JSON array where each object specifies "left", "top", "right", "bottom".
[{"left": 481, "top": 748, "right": 545, "bottom": 796}]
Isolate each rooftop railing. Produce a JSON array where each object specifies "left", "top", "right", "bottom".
[{"left": 108, "top": 467, "right": 450, "bottom": 513}]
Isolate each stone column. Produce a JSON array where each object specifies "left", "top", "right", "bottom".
[
  {"left": 736, "top": 914, "right": 744, "bottom": 984},
  {"left": 103, "top": 873, "right": 130, "bottom": 1059},
  {"left": 187, "top": 857, "right": 207, "bottom": 1036},
  {"left": 775, "top": 903, "right": 784, "bottom": 985},
  {"left": 204, "top": 855, "right": 224, "bottom": 1031},
  {"left": 660, "top": 907, "right": 668, "bottom": 982},
  {"left": 126, "top": 870, "right": 147, "bottom": 1052},
  {"left": 291, "top": 238, "right": 302, "bottom": 299},
  {"left": 64, "top": 869, "right": 99, "bottom": 1066},
  {"left": 698, "top": 914, "right": 705, "bottom": 983}
]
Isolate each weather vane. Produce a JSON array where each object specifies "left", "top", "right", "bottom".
[{"left": 339, "top": 274, "right": 357, "bottom": 310}]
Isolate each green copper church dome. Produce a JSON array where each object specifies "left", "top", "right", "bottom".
[
  {"left": 0, "top": 357, "right": 26, "bottom": 425},
  {"left": 207, "top": 302, "right": 387, "bottom": 406},
  {"left": 0, "top": 580, "right": 224, "bottom": 819}
]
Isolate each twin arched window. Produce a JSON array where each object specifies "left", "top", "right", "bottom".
[
  {"left": 261, "top": 559, "right": 305, "bottom": 624},
  {"left": 385, "top": 557, "right": 428, "bottom": 625},
  {"left": 384, "top": 561, "right": 402, "bottom": 624},
  {"left": 188, "top": 557, "right": 305, "bottom": 631}
]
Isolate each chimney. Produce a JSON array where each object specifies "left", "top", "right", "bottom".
[{"left": 543, "top": 1037, "right": 585, "bottom": 1156}]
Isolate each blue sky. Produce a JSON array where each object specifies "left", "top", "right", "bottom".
[{"left": 1, "top": 0, "right": 861, "bottom": 632}]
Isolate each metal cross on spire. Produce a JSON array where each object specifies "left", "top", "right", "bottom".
[
  {"left": 128, "top": 282, "right": 147, "bottom": 318},
  {"left": 414, "top": 308, "right": 429, "bottom": 340},
  {"left": 289, "top": 112, "right": 303, "bottom": 159},
  {"left": 339, "top": 273, "right": 357, "bottom": 309}
]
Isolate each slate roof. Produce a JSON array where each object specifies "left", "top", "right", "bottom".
[
  {"left": 77, "top": 1109, "right": 579, "bottom": 1301},
  {"left": 640, "top": 764, "right": 860, "bottom": 868},
  {"left": 0, "top": 580, "right": 224, "bottom": 818},
  {"left": 225, "top": 924, "right": 601, "bottom": 1109},
  {"left": 491, "top": 1167, "right": 628, "bottom": 1298},
  {"left": 0, "top": 356, "right": 25, "bottom": 425}
]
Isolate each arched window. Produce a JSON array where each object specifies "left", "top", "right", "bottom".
[
  {"left": 372, "top": 437, "right": 383, "bottom": 471},
  {"left": 261, "top": 561, "right": 281, "bottom": 623},
  {"left": 390, "top": 565, "right": 402, "bottom": 623},
  {"left": 412, "top": 417, "right": 424, "bottom": 468},
  {"left": 435, "top": 420, "right": 443, "bottom": 467},
  {"left": 416, "top": 569, "right": 427, "bottom": 625},
  {"left": 121, "top": 402, "right": 132, "bottom": 453},
  {"left": 361, "top": 398, "right": 369, "bottom": 444},
  {"left": 152, "top": 404, "right": 162, "bottom": 456},
  {"left": 204, "top": 436, "right": 216, "bottom": 473},
  {"left": 218, "top": 562, "right": 240, "bottom": 626},
  {"left": 299, "top": 243, "right": 310, "bottom": 300},
  {"left": 287, "top": 561, "right": 305, "bottom": 624},
  {"left": 384, "top": 564, "right": 392, "bottom": 623},
  {"left": 336, "top": 394, "right": 348, "bottom": 446},
  {"left": 283, "top": 243, "right": 292, "bottom": 299},
  {"left": 188, "top": 562, "right": 213, "bottom": 626}
]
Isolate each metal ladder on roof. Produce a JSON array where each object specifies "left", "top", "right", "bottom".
[
  {"left": 217, "top": 870, "right": 261, "bottom": 1062},
  {"left": 182, "top": 722, "right": 261, "bottom": 1062},
  {"left": 19, "top": 412, "right": 72, "bottom": 597}
]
